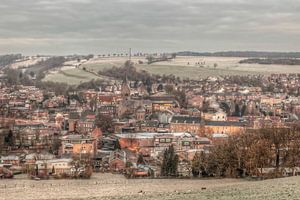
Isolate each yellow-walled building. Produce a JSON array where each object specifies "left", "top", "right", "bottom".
[
  {"left": 204, "top": 121, "right": 246, "bottom": 136},
  {"left": 61, "top": 135, "right": 96, "bottom": 157}
]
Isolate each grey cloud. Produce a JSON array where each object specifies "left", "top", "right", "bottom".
[{"left": 0, "top": 0, "right": 300, "bottom": 55}]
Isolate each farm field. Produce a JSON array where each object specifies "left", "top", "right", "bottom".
[
  {"left": 43, "top": 56, "right": 300, "bottom": 85},
  {"left": 1, "top": 173, "right": 300, "bottom": 200},
  {"left": 83, "top": 56, "right": 300, "bottom": 79},
  {"left": 43, "top": 66, "right": 112, "bottom": 85}
]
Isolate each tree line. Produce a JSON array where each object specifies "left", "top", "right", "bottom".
[
  {"left": 159, "top": 126, "right": 300, "bottom": 179},
  {"left": 177, "top": 51, "right": 300, "bottom": 58},
  {"left": 98, "top": 60, "right": 157, "bottom": 85},
  {"left": 192, "top": 125, "right": 300, "bottom": 178},
  {"left": 239, "top": 58, "right": 300, "bottom": 65}
]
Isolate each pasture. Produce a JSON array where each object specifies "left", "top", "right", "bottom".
[
  {"left": 43, "top": 66, "right": 111, "bottom": 85},
  {"left": 43, "top": 56, "right": 300, "bottom": 84},
  {"left": 1, "top": 173, "right": 300, "bottom": 200}
]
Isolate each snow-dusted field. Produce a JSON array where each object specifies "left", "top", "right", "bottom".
[
  {"left": 10, "top": 57, "right": 49, "bottom": 69},
  {"left": 1, "top": 174, "right": 300, "bottom": 200},
  {"left": 83, "top": 56, "right": 300, "bottom": 79},
  {"left": 43, "top": 56, "right": 300, "bottom": 84}
]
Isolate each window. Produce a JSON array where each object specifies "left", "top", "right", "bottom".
[
  {"left": 165, "top": 138, "right": 172, "bottom": 143},
  {"left": 159, "top": 138, "right": 166, "bottom": 143},
  {"left": 182, "top": 141, "right": 190, "bottom": 146}
]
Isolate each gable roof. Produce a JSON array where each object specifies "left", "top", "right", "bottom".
[{"left": 92, "top": 127, "right": 103, "bottom": 138}]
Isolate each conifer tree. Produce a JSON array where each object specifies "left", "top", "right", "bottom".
[{"left": 161, "top": 145, "right": 179, "bottom": 176}]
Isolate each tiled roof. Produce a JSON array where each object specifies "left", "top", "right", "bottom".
[
  {"left": 171, "top": 115, "right": 202, "bottom": 124},
  {"left": 69, "top": 112, "right": 80, "bottom": 119},
  {"left": 205, "top": 121, "right": 247, "bottom": 127}
]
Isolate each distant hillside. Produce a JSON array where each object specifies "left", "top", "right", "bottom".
[
  {"left": 26, "top": 56, "right": 66, "bottom": 73},
  {"left": 177, "top": 51, "right": 300, "bottom": 58},
  {"left": 0, "top": 54, "right": 23, "bottom": 68}
]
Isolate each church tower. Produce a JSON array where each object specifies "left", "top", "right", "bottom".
[{"left": 121, "top": 75, "right": 131, "bottom": 98}]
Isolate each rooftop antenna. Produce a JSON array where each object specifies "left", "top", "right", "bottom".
[{"left": 129, "top": 48, "right": 132, "bottom": 61}]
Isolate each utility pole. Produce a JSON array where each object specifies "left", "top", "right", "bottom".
[{"left": 129, "top": 48, "right": 132, "bottom": 61}]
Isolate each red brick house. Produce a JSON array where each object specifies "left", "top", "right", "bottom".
[{"left": 109, "top": 150, "right": 126, "bottom": 172}]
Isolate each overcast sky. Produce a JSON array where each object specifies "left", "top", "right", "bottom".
[{"left": 1, "top": 0, "right": 300, "bottom": 55}]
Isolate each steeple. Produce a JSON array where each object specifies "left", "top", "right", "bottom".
[
  {"left": 121, "top": 75, "right": 131, "bottom": 98},
  {"left": 124, "top": 74, "right": 128, "bottom": 83}
]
